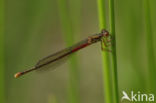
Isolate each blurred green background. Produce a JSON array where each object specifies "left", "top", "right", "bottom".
[{"left": 1, "top": 0, "right": 156, "bottom": 103}]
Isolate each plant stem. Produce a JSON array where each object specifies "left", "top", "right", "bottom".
[
  {"left": 108, "top": 0, "right": 119, "bottom": 103},
  {"left": 97, "top": 0, "right": 112, "bottom": 103},
  {"left": 143, "top": 0, "right": 156, "bottom": 92},
  {"left": 0, "top": 0, "right": 5, "bottom": 102},
  {"left": 57, "top": 0, "right": 79, "bottom": 103}
]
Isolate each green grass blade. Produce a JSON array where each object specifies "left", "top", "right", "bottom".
[
  {"left": 68, "top": 0, "right": 81, "bottom": 34},
  {"left": 108, "top": 0, "right": 119, "bottom": 103},
  {"left": 143, "top": 0, "right": 156, "bottom": 92},
  {"left": 0, "top": 0, "right": 5, "bottom": 102},
  {"left": 97, "top": 0, "right": 106, "bottom": 29},
  {"left": 57, "top": 0, "right": 79, "bottom": 103},
  {"left": 97, "top": 0, "right": 112, "bottom": 103}
]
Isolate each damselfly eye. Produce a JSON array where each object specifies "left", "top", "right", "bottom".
[{"left": 101, "top": 29, "right": 109, "bottom": 37}]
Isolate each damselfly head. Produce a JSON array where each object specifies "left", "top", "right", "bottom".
[{"left": 101, "top": 29, "right": 109, "bottom": 37}]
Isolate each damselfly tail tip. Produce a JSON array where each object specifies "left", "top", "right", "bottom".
[{"left": 14, "top": 72, "right": 22, "bottom": 78}]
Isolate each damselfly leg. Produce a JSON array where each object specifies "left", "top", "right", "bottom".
[{"left": 100, "top": 30, "right": 112, "bottom": 52}]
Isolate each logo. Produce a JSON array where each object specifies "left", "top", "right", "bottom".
[{"left": 121, "top": 91, "right": 155, "bottom": 102}]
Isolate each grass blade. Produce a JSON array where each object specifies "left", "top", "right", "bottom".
[
  {"left": 0, "top": 0, "right": 5, "bottom": 102},
  {"left": 97, "top": 0, "right": 112, "bottom": 103},
  {"left": 108, "top": 0, "right": 119, "bottom": 103},
  {"left": 57, "top": 0, "right": 79, "bottom": 103},
  {"left": 143, "top": 0, "right": 156, "bottom": 92}
]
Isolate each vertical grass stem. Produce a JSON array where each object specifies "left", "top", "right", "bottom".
[
  {"left": 0, "top": 0, "right": 5, "bottom": 102},
  {"left": 108, "top": 0, "right": 119, "bottom": 103},
  {"left": 97, "top": 0, "right": 112, "bottom": 103}
]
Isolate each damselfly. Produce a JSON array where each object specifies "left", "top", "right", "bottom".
[{"left": 14, "top": 29, "right": 112, "bottom": 78}]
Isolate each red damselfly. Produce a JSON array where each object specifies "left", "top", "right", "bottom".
[{"left": 14, "top": 29, "right": 112, "bottom": 78}]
